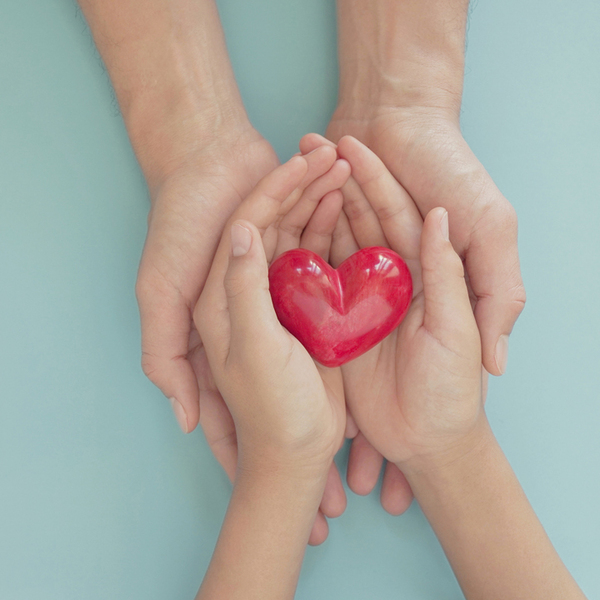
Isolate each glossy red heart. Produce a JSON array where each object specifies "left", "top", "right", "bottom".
[{"left": 268, "top": 247, "right": 412, "bottom": 367}]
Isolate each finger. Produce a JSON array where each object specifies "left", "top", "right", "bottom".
[
  {"left": 346, "top": 432, "right": 384, "bottom": 496},
  {"left": 337, "top": 136, "right": 423, "bottom": 266},
  {"left": 233, "top": 155, "right": 310, "bottom": 234},
  {"left": 299, "top": 132, "right": 337, "bottom": 155},
  {"left": 195, "top": 156, "right": 309, "bottom": 357},
  {"left": 186, "top": 344, "right": 239, "bottom": 481},
  {"left": 275, "top": 145, "right": 339, "bottom": 223},
  {"left": 320, "top": 461, "right": 347, "bottom": 519},
  {"left": 275, "top": 159, "right": 350, "bottom": 256},
  {"left": 308, "top": 511, "right": 329, "bottom": 546},
  {"left": 223, "top": 221, "right": 283, "bottom": 352},
  {"left": 136, "top": 277, "right": 199, "bottom": 434},
  {"left": 302, "top": 134, "right": 388, "bottom": 249},
  {"left": 344, "top": 411, "right": 359, "bottom": 439},
  {"left": 380, "top": 462, "right": 414, "bottom": 516},
  {"left": 198, "top": 389, "right": 238, "bottom": 482},
  {"left": 330, "top": 210, "right": 359, "bottom": 267},
  {"left": 341, "top": 176, "right": 388, "bottom": 249},
  {"left": 421, "top": 208, "right": 479, "bottom": 352},
  {"left": 467, "top": 203, "right": 526, "bottom": 375},
  {"left": 297, "top": 190, "right": 344, "bottom": 262}
]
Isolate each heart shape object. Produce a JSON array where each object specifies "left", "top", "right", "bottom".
[{"left": 268, "top": 247, "right": 412, "bottom": 367}]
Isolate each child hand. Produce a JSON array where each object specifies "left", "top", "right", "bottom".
[
  {"left": 301, "top": 135, "right": 485, "bottom": 476},
  {"left": 194, "top": 153, "right": 348, "bottom": 480}
]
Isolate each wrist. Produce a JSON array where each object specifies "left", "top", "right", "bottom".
[
  {"left": 236, "top": 442, "right": 335, "bottom": 487},
  {"left": 125, "top": 89, "right": 251, "bottom": 190},
  {"left": 235, "top": 455, "right": 330, "bottom": 503},
  {"left": 335, "top": 0, "right": 467, "bottom": 118},
  {"left": 80, "top": 0, "right": 252, "bottom": 189},
  {"left": 399, "top": 416, "right": 497, "bottom": 491}
]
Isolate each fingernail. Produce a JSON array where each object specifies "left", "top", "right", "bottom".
[
  {"left": 440, "top": 210, "right": 449, "bottom": 241},
  {"left": 168, "top": 397, "right": 189, "bottom": 433},
  {"left": 231, "top": 223, "right": 252, "bottom": 257},
  {"left": 495, "top": 335, "right": 509, "bottom": 375}
]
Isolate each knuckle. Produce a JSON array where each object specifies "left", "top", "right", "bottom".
[
  {"left": 497, "top": 201, "right": 519, "bottom": 233},
  {"left": 278, "top": 219, "right": 304, "bottom": 239}
]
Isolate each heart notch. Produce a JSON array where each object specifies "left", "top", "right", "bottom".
[{"left": 269, "top": 247, "right": 412, "bottom": 367}]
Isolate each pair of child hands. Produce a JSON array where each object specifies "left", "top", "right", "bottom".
[{"left": 194, "top": 133, "right": 487, "bottom": 504}]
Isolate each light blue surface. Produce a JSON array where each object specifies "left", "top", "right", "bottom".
[{"left": 1, "top": 0, "right": 599, "bottom": 598}]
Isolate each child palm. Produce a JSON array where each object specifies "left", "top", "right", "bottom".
[{"left": 301, "top": 135, "right": 485, "bottom": 472}]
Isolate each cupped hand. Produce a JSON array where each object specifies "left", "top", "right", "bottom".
[
  {"left": 302, "top": 135, "right": 486, "bottom": 474},
  {"left": 193, "top": 155, "right": 348, "bottom": 475},
  {"left": 136, "top": 126, "right": 279, "bottom": 433}
]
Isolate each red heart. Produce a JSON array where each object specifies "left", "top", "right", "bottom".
[{"left": 268, "top": 247, "right": 412, "bottom": 367}]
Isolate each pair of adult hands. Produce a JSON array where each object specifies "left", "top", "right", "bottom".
[{"left": 135, "top": 109, "right": 525, "bottom": 544}]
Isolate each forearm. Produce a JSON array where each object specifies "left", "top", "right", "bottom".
[
  {"left": 197, "top": 466, "right": 328, "bottom": 600},
  {"left": 77, "top": 0, "right": 249, "bottom": 185},
  {"left": 404, "top": 419, "right": 586, "bottom": 600},
  {"left": 335, "top": 0, "right": 469, "bottom": 115}
]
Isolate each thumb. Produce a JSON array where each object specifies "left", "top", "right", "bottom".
[
  {"left": 421, "top": 208, "right": 479, "bottom": 351},
  {"left": 223, "top": 221, "right": 281, "bottom": 348},
  {"left": 136, "top": 281, "right": 200, "bottom": 434}
]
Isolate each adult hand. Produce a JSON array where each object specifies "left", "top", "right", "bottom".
[
  {"left": 78, "top": 0, "right": 346, "bottom": 545},
  {"left": 324, "top": 0, "right": 526, "bottom": 508},
  {"left": 136, "top": 125, "right": 278, "bottom": 434},
  {"left": 139, "top": 141, "right": 351, "bottom": 544},
  {"left": 326, "top": 110, "right": 525, "bottom": 378}
]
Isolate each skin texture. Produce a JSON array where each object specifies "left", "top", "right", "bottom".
[
  {"left": 194, "top": 137, "right": 584, "bottom": 600},
  {"left": 325, "top": 0, "right": 526, "bottom": 510}
]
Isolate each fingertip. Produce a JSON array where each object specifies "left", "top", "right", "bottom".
[
  {"left": 141, "top": 352, "right": 200, "bottom": 434},
  {"left": 310, "top": 144, "right": 337, "bottom": 162},
  {"left": 320, "top": 463, "right": 347, "bottom": 519},
  {"left": 440, "top": 209, "right": 449, "bottom": 242},
  {"left": 335, "top": 157, "right": 351, "bottom": 179},
  {"left": 424, "top": 207, "right": 449, "bottom": 235},
  {"left": 475, "top": 288, "right": 524, "bottom": 377},
  {"left": 230, "top": 221, "right": 253, "bottom": 257},
  {"left": 308, "top": 511, "right": 329, "bottom": 546},
  {"left": 336, "top": 135, "right": 360, "bottom": 154},
  {"left": 299, "top": 133, "right": 336, "bottom": 155},
  {"left": 347, "top": 433, "right": 383, "bottom": 496},
  {"left": 421, "top": 208, "right": 459, "bottom": 270},
  {"left": 380, "top": 462, "right": 414, "bottom": 516},
  {"left": 287, "top": 153, "right": 309, "bottom": 177},
  {"left": 344, "top": 413, "right": 359, "bottom": 439}
]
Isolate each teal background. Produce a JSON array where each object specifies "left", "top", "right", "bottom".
[{"left": 1, "top": 0, "right": 599, "bottom": 598}]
